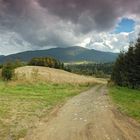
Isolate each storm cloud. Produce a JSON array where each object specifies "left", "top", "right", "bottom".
[{"left": 0, "top": 0, "right": 140, "bottom": 54}]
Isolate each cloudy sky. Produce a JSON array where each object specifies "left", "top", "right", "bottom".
[{"left": 0, "top": 0, "right": 140, "bottom": 55}]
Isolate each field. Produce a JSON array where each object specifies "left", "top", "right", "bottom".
[
  {"left": 0, "top": 66, "right": 103, "bottom": 140},
  {"left": 15, "top": 66, "right": 106, "bottom": 84},
  {"left": 109, "top": 86, "right": 140, "bottom": 122},
  {"left": 0, "top": 82, "right": 93, "bottom": 140}
]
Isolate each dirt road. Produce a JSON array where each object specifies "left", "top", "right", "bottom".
[{"left": 26, "top": 85, "right": 140, "bottom": 140}]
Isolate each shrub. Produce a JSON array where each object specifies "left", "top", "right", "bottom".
[
  {"left": 0, "top": 64, "right": 3, "bottom": 69},
  {"left": 13, "top": 59, "right": 25, "bottom": 68},
  {"left": 2, "top": 62, "right": 14, "bottom": 81}
]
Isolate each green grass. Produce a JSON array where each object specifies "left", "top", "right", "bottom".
[
  {"left": 109, "top": 86, "right": 140, "bottom": 122},
  {"left": 0, "top": 81, "right": 92, "bottom": 140}
]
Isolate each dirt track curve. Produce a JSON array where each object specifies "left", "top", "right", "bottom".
[{"left": 26, "top": 85, "right": 140, "bottom": 140}]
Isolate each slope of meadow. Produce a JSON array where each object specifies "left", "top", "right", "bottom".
[
  {"left": 0, "top": 66, "right": 105, "bottom": 140},
  {"left": 15, "top": 66, "right": 106, "bottom": 84}
]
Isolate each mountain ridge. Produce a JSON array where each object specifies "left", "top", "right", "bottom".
[{"left": 0, "top": 46, "right": 118, "bottom": 63}]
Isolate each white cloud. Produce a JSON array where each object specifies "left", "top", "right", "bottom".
[
  {"left": 77, "top": 37, "right": 91, "bottom": 47},
  {"left": 83, "top": 30, "right": 138, "bottom": 53}
]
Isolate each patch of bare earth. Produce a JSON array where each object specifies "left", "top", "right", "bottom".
[{"left": 25, "top": 85, "right": 140, "bottom": 140}]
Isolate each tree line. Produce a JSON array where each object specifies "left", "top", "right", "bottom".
[
  {"left": 111, "top": 35, "right": 140, "bottom": 89},
  {"left": 28, "top": 57, "right": 64, "bottom": 69},
  {"left": 65, "top": 63, "right": 113, "bottom": 78}
]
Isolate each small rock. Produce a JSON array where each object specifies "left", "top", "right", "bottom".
[
  {"left": 74, "top": 113, "right": 78, "bottom": 116},
  {"left": 73, "top": 118, "right": 78, "bottom": 120}
]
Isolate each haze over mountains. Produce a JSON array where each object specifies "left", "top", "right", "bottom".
[{"left": 0, "top": 46, "right": 118, "bottom": 64}]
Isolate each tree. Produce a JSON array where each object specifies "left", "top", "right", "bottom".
[
  {"left": 2, "top": 62, "right": 14, "bottom": 81},
  {"left": 134, "top": 35, "right": 140, "bottom": 88},
  {"left": 111, "top": 34, "right": 140, "bottom": 89},
  {"left": 111, "top": 52, "right": 126, "bottom": 86},
  {"left": 28, "top": 57, "right": 64, "bottom": 69},
  {"left": 125, "top": 44, "right": 136, "bottom": 88}
]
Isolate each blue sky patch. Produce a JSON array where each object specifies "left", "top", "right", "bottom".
[{"left": 114, "top": 18, "right": 135, "bottom": 33}]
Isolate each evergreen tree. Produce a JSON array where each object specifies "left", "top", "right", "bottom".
[
  {"left": 111, "top": 52, "right": 125, "bottom": 86},
  {"left": 134, "top": 35, "right": 140, "bottom": 88},
  {"left": 125, "top": 44, "right": 136, "bottom": 88},
  {"left": 111, "top": 34, "right": 140, "bottom": 89}
]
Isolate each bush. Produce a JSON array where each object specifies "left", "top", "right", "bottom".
[
  {"left": 0, "top": 64, "right": 3, "bottom": 69},
  {"left": 2, "top": 62, "right": 14, "bottom": 81},
  {"left": 12, "top": 59, "right": 25, "bottom": 68}
]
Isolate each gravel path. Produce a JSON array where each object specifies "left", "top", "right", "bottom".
[{"left": 26, "top": 85, "right": 140, "bottom": 140}]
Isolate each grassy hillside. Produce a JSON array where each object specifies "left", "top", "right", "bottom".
[
  {"left": 0, "top": 66, "right": 104, "bottom": 140},
  {"left": 15, "top": 66, "right": 106, "bottom": 84},
  {"left": 0, "top": 46, "right": 118, "bottom": 64},
  {"left": 0, "top": 56, "right": 4, "bottom": 59},
  {"left": 109, "top": 86, "right": 140, "bottom": 122},
  {"left": 0, "top": 82, "right": 92, "bottom": 140}
]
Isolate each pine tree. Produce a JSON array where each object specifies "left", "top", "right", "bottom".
[
  {"left": 111, "top": 34, "right": 140, "bottom": 89},
  {"left": 111, "top": 52, "right": 125, "bottom": 86},
  {"left": 134, "top": 35, "right": 140, "bottom": 88}
]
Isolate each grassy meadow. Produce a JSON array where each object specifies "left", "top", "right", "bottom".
[
  {"left": 0, "top": 66, "right": 105, "bottom": 139},
  {"left": 0, "top": 81, "right": 92, "bottom": 140},
  {"left": 109, "top": 86, "right": 140, "bottom": 122}
]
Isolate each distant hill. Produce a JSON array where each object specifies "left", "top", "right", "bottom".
[
  {"left": 0, "top": 55, "right": 4, "bottom": 59},
  {"left": 0, "top": 46, "right": 118, "bottom": 64}
]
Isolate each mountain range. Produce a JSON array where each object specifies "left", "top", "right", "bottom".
[{"left": 0, "top": 46, "right": 118, "bottom": 64}]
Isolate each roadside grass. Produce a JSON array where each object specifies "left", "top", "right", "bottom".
[
  {"left": 109, "top": 86, "right": 140, "bottom": 122},
  {"left": 0, "top": 81, "right": 92, "bottom": 140}
]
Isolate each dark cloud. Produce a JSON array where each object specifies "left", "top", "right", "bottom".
[
  {"left": 0, "top": 0, "right": 48, "bottom": 46},
  {"left": 0, "top": 0, "right": 140, "bottom": 53},
  {"left": 38, "top": 0, "right": 140, "bottom": 31},
  {"left": 39, "top": 0, "right": 120, "bottom": 32}
]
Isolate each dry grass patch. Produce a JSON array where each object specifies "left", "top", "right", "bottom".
[
  {"left": 0, "top": 81, "right": 93, "bottom": 140},
  {"left": 15, "top": 66, "right": 106, "bottom": 84}
]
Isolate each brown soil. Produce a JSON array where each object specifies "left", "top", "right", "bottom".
[{"left": 25, "top": 85, "right": 140, "bottom": 140}]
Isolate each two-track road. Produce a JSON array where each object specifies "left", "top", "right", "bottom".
[{"left": 26, "top": 85, "right": 140, "bottom": 140}]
